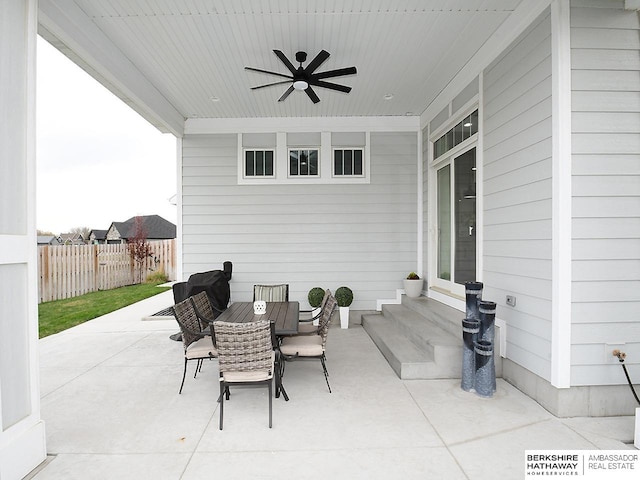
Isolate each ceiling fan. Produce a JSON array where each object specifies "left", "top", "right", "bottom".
[{"left": 245, "top": 50, "right": 357, "bottom": 104}]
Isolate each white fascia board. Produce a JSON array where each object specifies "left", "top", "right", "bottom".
[
  {"left": 38, "top": 0, "right": 184, "bottom": 137},
  {"left": 185, "top": 116, "right": 420, "bottom": 134},
  {"left": 420, "top": 0, "right": 552, "bottom": 127}
]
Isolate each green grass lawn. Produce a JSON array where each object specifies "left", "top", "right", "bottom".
[{"left": 38, "top": 283, "right": 171, "bottom": 338}]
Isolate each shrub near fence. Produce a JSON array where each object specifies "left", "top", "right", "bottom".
[{"left": 38, "top": 239, "right": 175, "bottom": 303}]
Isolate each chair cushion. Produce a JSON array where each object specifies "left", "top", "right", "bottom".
[
  {"left": 297, "top": 322, "right": 318, "bottom": 334},
  {"left": 280, "top": 334, "right": 323, "bottom": 356},
  {"left": 185, "top": 337, "right": 217, "bottom": 359},
  {"left": 220, "top": 351, "right": 274, "bottom": 382},
  {"left": 221, "top": 369, "right": 273, "bottom": 382}
]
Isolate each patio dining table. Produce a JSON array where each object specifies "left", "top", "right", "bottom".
[{"left": 214, "top": 301, "right": 299, "bottom": 401}]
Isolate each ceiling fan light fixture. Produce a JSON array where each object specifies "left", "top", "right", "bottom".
[{"left": 246, "top": 50, "right": 356, "bottom": 103}]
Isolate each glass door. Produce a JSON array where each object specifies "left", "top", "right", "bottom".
[{"left": 435, "top": 147, "right": 476, "bottom": 294}]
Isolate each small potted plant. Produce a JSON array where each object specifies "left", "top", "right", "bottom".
[
  {"left": 308, "top": 287, "right": 325, "bottom": 326},
  {"left": 335, "top": 286, "right": 353, "bottom": 329},
  {"left": 403, "top": 272, "right": 424, "bottom": 298}
]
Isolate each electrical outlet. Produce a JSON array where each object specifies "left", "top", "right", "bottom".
[
  {"left": 506, "top": 295, "right": 516, "bottom": 307},
  {"left": 606, "top": 343, "right": 626, "bottom": 364}
]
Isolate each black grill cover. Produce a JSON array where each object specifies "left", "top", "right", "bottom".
[{"left": 172, "top": 261, "right": 232, "bottom": 317}]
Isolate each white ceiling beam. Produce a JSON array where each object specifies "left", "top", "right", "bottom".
[
  {"left": 38, "top": 0, "right": 185, "bottom": 136},
  {"left": 185, "top": 116, "right": 420, "bottom": 134}
]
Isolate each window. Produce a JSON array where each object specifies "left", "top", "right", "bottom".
[
  {"left": 238, "top": 132, "right": 370, "bottom": 185},
  {"left": 333, "top": 148, "right": 364, "bottom": 176},
  {"left": 245, "top": 150, "right": 274, "bottom": 177},
  {"left": 434, "top": 110, "right": 478, "bottom": 159},
  {"left": 289, "top": 149, "right": 319, "bottom": 177}
]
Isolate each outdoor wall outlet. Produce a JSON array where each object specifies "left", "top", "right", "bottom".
[
  {"left": 506, "top": 295, "right": 516, "bottom": 307},
  {"left": 606, "top": 343, "right": 626, "bottom": 364}
]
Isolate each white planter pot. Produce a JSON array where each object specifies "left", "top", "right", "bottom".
[
  {"left": 403, "top": 279, "right": 424, "bottom": 298},
  {"left": 339, "top": 306, "right": 349, "bottom": 329},
  {"left": 312, "top": 307, "right": 321, "bottom": 326}
]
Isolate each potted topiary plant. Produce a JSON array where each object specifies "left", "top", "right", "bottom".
[
  {"left": 335, "top": 286, "right": 353, "bottom": 329},
  {"left": 403, "top": 272, "right": 424, "bottom": 298},
  {"left": 308, "top": 287, "right": 325, "bottom": 326}
]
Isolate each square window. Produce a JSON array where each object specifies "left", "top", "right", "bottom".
[
  {"left": 289, "top": 149, "right": 319, "bottom": 176},
  {"left": 333, "top": 148, "right": 364, "bottom": 177},
  {"left": 244, "top": 149, "right": 275, "bottom": 177}
]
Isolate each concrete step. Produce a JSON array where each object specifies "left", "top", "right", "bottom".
[
  {"left": 381, "top": 304, "right": 460, "bottom": 348},
  {"left": 362, "top": 304, "right": 462, "bottom": 380},
  {"left": 400, "top": 295, "right": 464, "bottom": 338}
]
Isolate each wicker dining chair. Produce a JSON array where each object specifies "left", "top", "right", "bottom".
[
  {"left": 279, "top": 290, "right": 337, "bottom": 393},
  {"left": 215, "top": 319, "right": 275, "bottom": 430},
  {"left": 190, "top": 291, "right": 222, "bottom": 338},
  {"left": 172, "top": 298, "right": 218, "bottom": 394},
  {"left": 253, "top": 284, "right": 289, "bottom": 302}
]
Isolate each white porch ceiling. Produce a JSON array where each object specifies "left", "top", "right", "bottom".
[{"left": 38, "top": 0, "right": 541, "bottom": 135}]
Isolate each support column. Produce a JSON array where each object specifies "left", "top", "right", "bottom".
[{"left": 0, "top": 1, "right": 47, "bottom": 478}]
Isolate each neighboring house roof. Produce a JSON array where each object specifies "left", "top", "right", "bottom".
[
  {"left": 88, "top": 229, "right": 107, "bottom": 241},
  {"left": 106, "top": 215, "right": 176, "bottom": 241},
  {"left": 37, "top": 235, "right": 62, "bottom": 245}
]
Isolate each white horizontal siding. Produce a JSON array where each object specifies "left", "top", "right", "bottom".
[
  {"left": 572, "top": 90, "right": 640, "bottom": 112},
  {"left": 482, "top": 10, "right": 553, "bottom": 381},
  {"left": 181, "top": 131, "right": 418, "bottom": 309},
  {"left": 570, "top": 1, "right": 640, "bottom": 386}
]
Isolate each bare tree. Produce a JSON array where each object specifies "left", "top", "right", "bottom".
[{"left": 127, "top": 216, "right": 152, "bottom": 284}]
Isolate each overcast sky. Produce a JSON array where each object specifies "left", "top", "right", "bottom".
[{"left": 36, "top": 37, "right": 177, "bottom": 235}]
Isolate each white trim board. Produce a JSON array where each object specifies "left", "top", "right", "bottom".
[
  {"left": 550, "top": 0, "right": 572, "bottom": 389},
  {"left": 185, "top": 116, "right": 420, "bottom": 134}
]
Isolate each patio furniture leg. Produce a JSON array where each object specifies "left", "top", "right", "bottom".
[
  {"left": 179, "top": 358, "right": 188, "bottom": 394},
  {"left": 274, "top": 350, "right": 289, "bottom": 401},
  {"left": 219, "top": 381, "right": 225, "bottom": 430},
  {"left": 216, "top": 385, "right": 230, "bottom": 403},
  {"left": 268, "top": 380, "right": 273, "bottom": 428},
  {"left": 321, "top": 355, "right": 331, "bottom": 393}
]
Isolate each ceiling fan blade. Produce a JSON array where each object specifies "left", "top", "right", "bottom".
[
  {"left": 305, "top": 86, "right": 320, "bottom": 104},
  {"left": 273, "top": 50, "right": 298, "bottom": 74},
  {"left": 278, "top": 85, "right": 295, "bottom": 102},
  {"left": 309, "top": 79, "right": 352, "bottom": 94},
  {"left": 304, "top": 50, "right": 330, "bottom": 75},
  {"left": 313, "top": 66, "right": 357, "bottom": 80},
  {"left": 245, "top": 66, "right": 292, "bottom": 80},
  {"left": 251, "top": 80, "right": 293, "bottom": 90}
]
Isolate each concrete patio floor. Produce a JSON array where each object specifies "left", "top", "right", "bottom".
[{"left": 30, "top": 290, "right": 637, "bottom": 479}]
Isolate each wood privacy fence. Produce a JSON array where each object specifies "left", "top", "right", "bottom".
[{"left": 38, "top": 240, "right": 176, "bottom": 303}]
